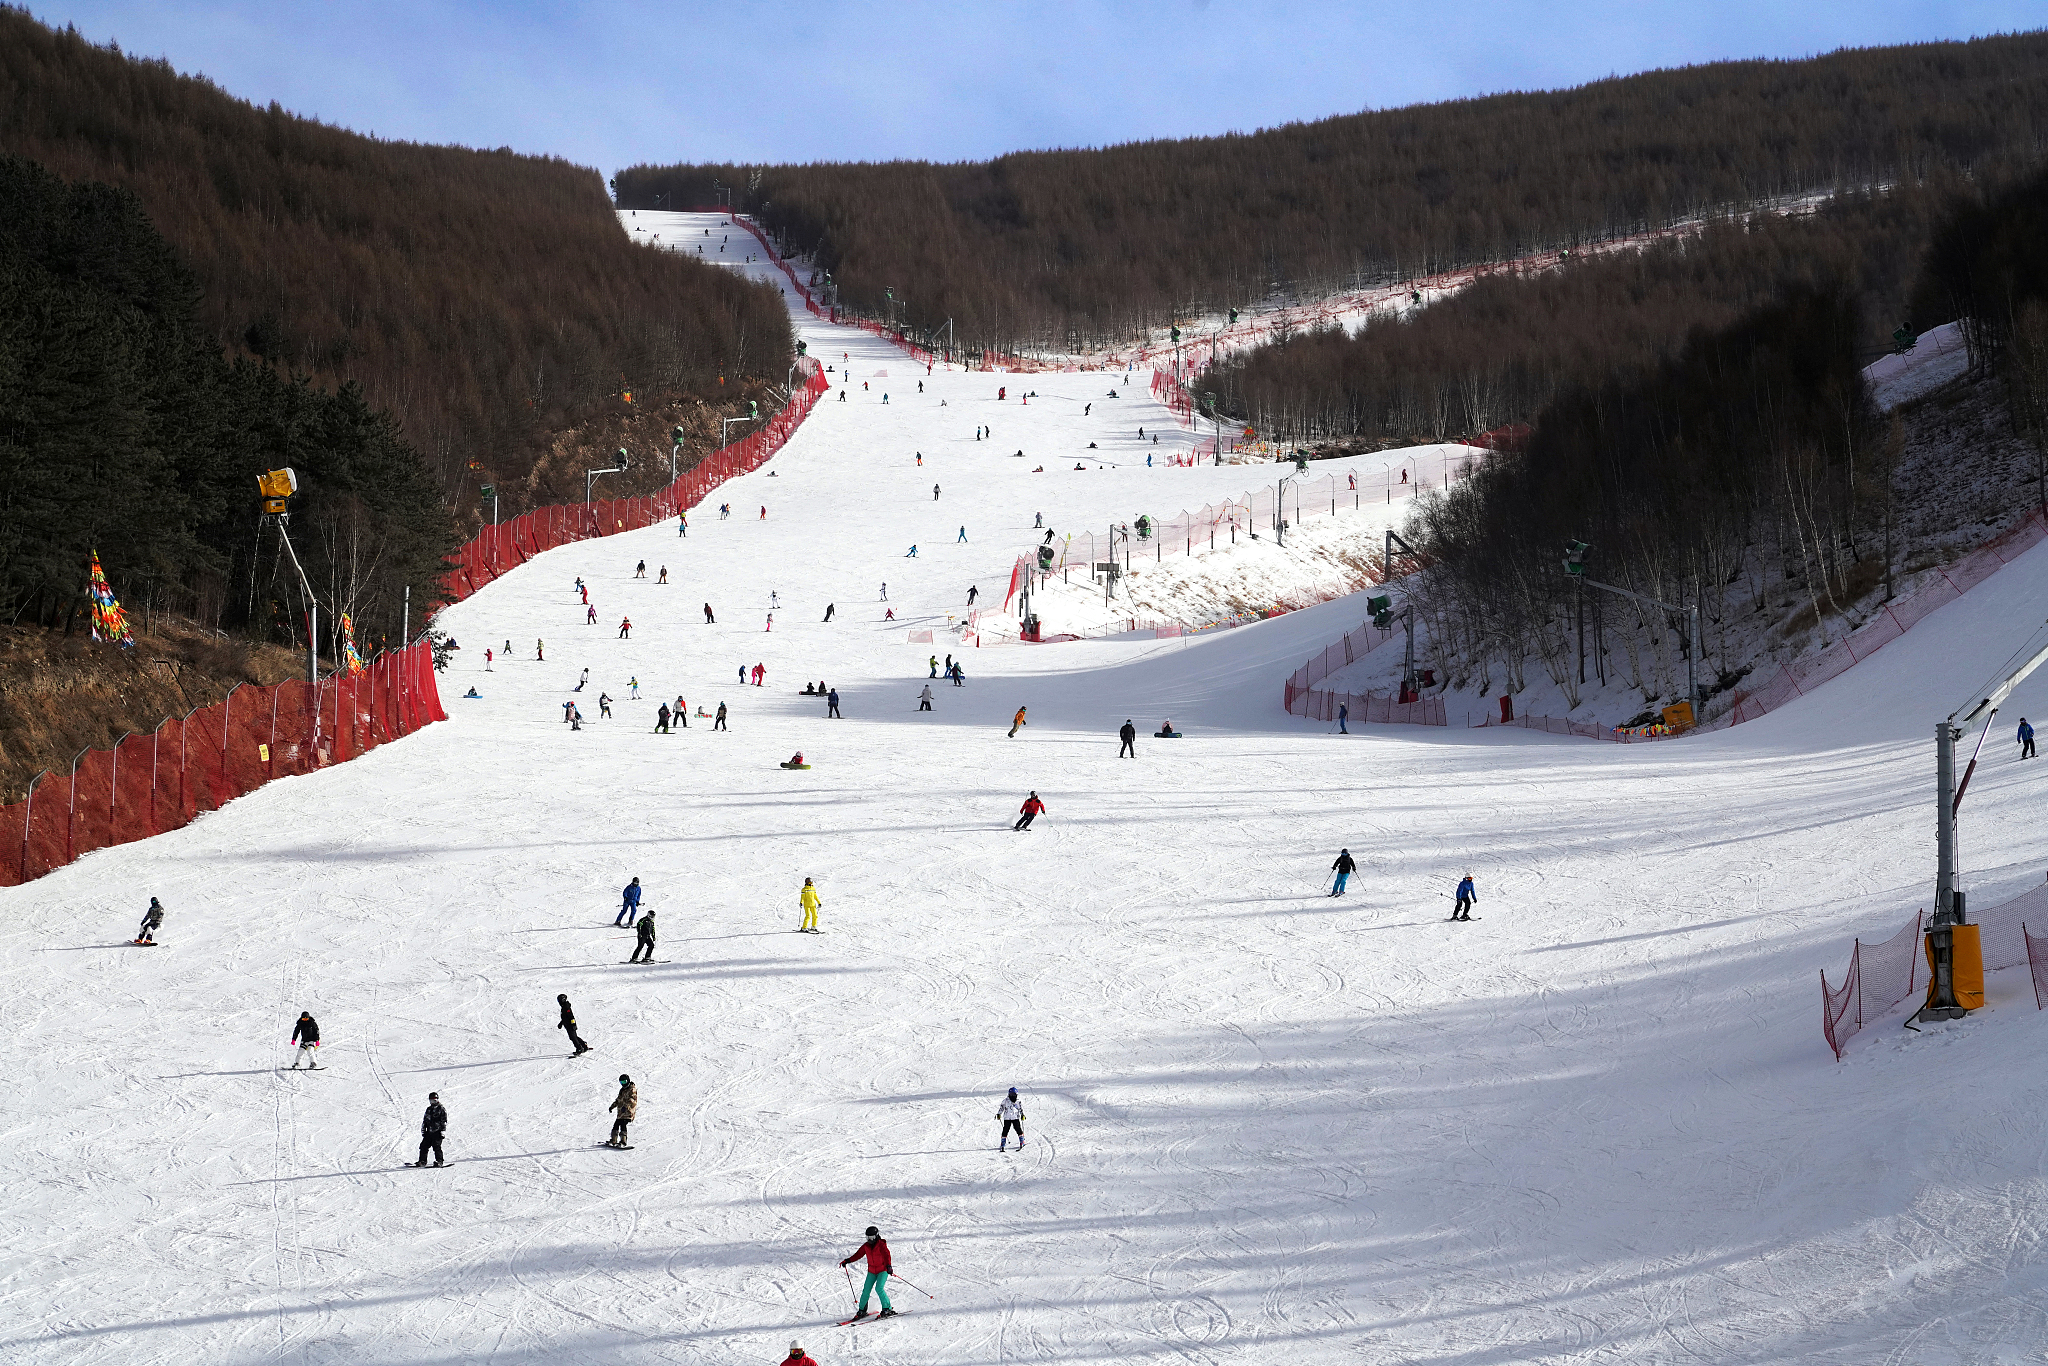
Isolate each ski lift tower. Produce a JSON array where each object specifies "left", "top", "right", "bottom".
[{"left": 1919, "top": 624, "right": 2048, "bottom": 1021}]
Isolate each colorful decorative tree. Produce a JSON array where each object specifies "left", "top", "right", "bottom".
[{"left": 87, "top": 550, "right": 135, "bottom": 647}]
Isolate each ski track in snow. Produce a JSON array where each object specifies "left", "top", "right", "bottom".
[{"left": 8, "top": 210, "right": 2048, "bottom": 1364}]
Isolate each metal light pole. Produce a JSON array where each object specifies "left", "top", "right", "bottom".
[
  {"left": 720, "top": 416, "right": 756, "bottom": 449},
  {"left": 586, "top": 447, "right": 629, "bottom": 507}
]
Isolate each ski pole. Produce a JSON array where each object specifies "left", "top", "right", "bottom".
[
  {"left": 888, "top": 1274, "right": 936, "bottom": 1301},
  {"left": 844, "top": 1263, "right": 857, "bottom": 1309}
]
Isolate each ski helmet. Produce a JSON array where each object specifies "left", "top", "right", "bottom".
[
  {"left": 865, "top": 1225, "right": 879, "bottom": 1238},
  {"left": 428, "top": 1092, "right": 438, "bottom": 1100},
  {"left": 1008, "top": 1087, "right": 1018, "bottom": 1097},
  {"left": 619, "top": 1075, "right": 631, "bottom": 1084}
]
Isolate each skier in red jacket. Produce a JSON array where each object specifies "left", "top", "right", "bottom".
[
  {"left": 1014, "top": 792, "right": 1045, "bottom": 831},
  {"left": 839, "top": 1226, "right": 896, "bottom": 1319}
]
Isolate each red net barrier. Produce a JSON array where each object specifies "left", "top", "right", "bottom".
[
  {"left": 2028, "top": 923, "right": 2048, "bottom": 1010},
  {"left": 0, "top": 639, "right": 444, "bottom": 888},
  {"left": 1280, "top": 609, "right": 1448, "bottom": 730},
  {"left": 1820, "top": 880, "right": 2048, "bottom": 1054},
  {"left": 1820, "top": 910, "right": 1922, "bottom": 1059}
]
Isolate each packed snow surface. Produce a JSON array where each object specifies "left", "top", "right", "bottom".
[{"left": 9, "top": 211, "right": 2048, "bottom": 1366}]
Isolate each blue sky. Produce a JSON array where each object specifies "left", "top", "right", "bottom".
[{"left": 29, "top": 2, "right": 2046, "bottom": 173}]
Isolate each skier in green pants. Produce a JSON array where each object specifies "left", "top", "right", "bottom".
[{"left": 839, "top": 1225, "right": 897, "bottom": 1319}]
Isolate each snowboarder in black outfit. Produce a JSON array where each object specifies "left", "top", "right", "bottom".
[
  {"left": 290, "top": 1012, "right": 322, "bottom": 1068},
  {"left": 1330, "top": 849, "right": 1356, "bottom": 897},
  {"left": 557, "top": 994, "right": 589, "bottom": 1054},
  {"left": 714, "top": 702, "right": 728, "bottom": 730},
  {"left": 608, "top": 1075, "right": 637, "bottom": 1147},
  {"left": 824, "top": 604, "right": 835, "bottom": 621},
  {"left": 827, "top": 688, "right": 841, "bottom": 718},
  {"left": 1118, "top": 720, "right": 1137, "bottom": 758},
  {"left": 656, "top": 703, "right": 671, "bottom": 733},
  {"left": 1453, "top": 874, "right": 1477, "bottom": 921},
  {"left": 135, "top": 897, "right": 164, "bottom": 944},
  {"left": 414, "top": 1093, "right": 447, "bottom": 1166},
  {"left": 704, "top": 603, "right": 715, "bottom": 623},
  {"left": 629, "top": 910, "right": 657, "bottom": 963}
]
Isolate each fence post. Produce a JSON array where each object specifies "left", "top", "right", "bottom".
[
  {"left": 66, "top": 751, "right": 79, "bottom": 865},
  {"left": 149, "top": 728, "right": 159, "bottom": 836},
  {"left": 19, "top": 775, "right": 33, "bottom": 883},
  {"left": 108, "top": 739, "right": 118, "bottom": 843}
]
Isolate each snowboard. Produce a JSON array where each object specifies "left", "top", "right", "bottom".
[
  {"left": 779, "top": 762, "right": 812, "bottom": 769},
  {"left": 598, "top": 1142, "right": 635, "bottom": 1150},
  {"left": 130, "top": 939, "right": 159, "bottom": 946}
]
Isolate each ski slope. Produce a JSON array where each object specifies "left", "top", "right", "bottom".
[{"left": 8, "top": 210, "right": 2048, "bottom": 1366}]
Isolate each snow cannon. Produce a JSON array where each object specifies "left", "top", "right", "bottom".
[{"left": 257, "top": 467, "right": 297, "bottom": 517}]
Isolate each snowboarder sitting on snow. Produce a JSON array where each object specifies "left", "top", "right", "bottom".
[
  {"left": 629, "top": 910, "right": 657, "bottom": 963},
  {"left": 135, "top": 897, "right": 164, "bottom": 944},
  {"left": 840, "top": 1226, "right": 897, "bottom": 1319},
  {"left": 781, "top": 753, "right": 807, "bottom": 769},
  {"left": 1014, "top": 792, "right": 1044, "bottom": 830},
  {"left": 1155, "top": 720, "right": 1180, "bottom": 737},
  {"left": 1453, "top": 874, "right": 1477, "bottom": 921},
  {"left": 290, "top": 1011, "right": 322, "bottom": 1068},
  {"left": 413, "top": 1092, "right": 447, "bottom": 1167},
  {"left": 997, "top": 1088, "right": 1026, "bottom": 1149},
  {"left": 802, "top": 683, "right": 816, "bottom": 695},
  {"left": 1330, "top": 849, "right": 1356, "bottom": 897},
  {"left": 608, "top": 1075, "right": 637, "bottom": 1147}
]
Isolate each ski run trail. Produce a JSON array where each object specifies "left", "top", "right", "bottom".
[{"left": 10, "top": 211, "right": 2048, "bottom": 1366}]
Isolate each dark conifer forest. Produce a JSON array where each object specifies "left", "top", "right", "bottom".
[
  {"left": 618, "top": 33, "right": 2048, "bottom": 359},
  {"left": 0, "top": 155, "right": 455, "bottom": 650},
  {"left": 0, "top": 6, "right": 792, "bottom": 521}
]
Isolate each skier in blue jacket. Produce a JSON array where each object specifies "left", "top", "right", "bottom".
[
  {"left": 1452, "top": 875, "right": 1476, "bottom": 921},
  {"left": 615, "top": 877, "right": 643, "bottom": 927}
]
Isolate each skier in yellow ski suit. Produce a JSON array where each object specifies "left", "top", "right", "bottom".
[{"left": 798, "top": 878, "right": 821, "bottom": 933}]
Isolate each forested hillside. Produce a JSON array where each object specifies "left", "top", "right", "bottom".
[
  {"left": 0, "top": 7, "right": 792, "bottom": 519},
  {"left": 0, "top": 156, "right": 454, "bottom": 649},
  {"left": 1404, "top": 167, "right": 2048, "bottom": 719},
  {"left": 1209, "top": 185, "right": 1950, "bottom": 448},
  {"left": 617, "top": 33, "right": 2048, "bottom": 358}
]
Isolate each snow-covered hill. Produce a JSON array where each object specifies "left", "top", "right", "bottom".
[{"left": 7, "top": 211, "right": 2048, "bottom": 1366}]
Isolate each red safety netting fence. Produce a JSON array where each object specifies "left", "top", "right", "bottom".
[
  {"left": 0, "top": 640, "right": 444, "bottom": 887},
  {"left": 1034, "top": 463, "right": 1475, "bottom": 585},
  {"left": 441, "top": 367, "right": 830, "bottom": 605},
  {"left": 1282, "top": 611, "right": 1447, "bottom": 729},
  {"left": 1729, "top": 511, "right": 2048, "bottom": 726},
  {"left": 2028, "top": 923, "right": 2048, "bottom": 1011},
  {"left": 1821, "top": 878, "right": 2048, "bottom": 1056}
]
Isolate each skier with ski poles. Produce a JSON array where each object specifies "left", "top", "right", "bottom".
[
  {"left": 997, "top": 1087, "right": 1026, "bottom": 1149},
  {"left": 134, "top": 897, "right": 164, "bottom": 945},
  {"left": 1452, "top": 874, "right": 1477, "bottom": 921},
  {"left": 839, "top": 1226, "right": 898, "bottom": 1320},
  {"left": 1014, "top": 792, "right": 1044, "bottom": 831},
  {"left": 557, "top": 994, "right": 590, "bottom": 1055},
  {"left": 629, "top": 910, "right": 657, "bottom": 963},
  {"left": 2021, "top": 717, "right": 2036, "bottom": 759},
  {"left": 290, "top": 1012, "right": 322, "bottom": 1069},
  {"left": 607, "top": 1075, "right": 637, "bottom": 1147},
  {"left": 1330, "top": 849, "right": 1356, "bottom": 897},
  {"left": 412, "top": 1092, "right": 447, "bottom": 1167},
  {"left": 615, "top": 877, "right": 643, "bottom": 927},
  {"left": 798, "top": 878, "right": 821, "bottom": 933}
]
